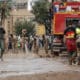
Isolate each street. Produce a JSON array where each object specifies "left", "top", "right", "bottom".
[
  {"left": 0, "top": 0, "right": 80, "bottom": 80},
  {"left": 0, "top": 51, "right": 80, "bottom": 80}
]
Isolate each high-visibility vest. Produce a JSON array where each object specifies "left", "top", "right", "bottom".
[{"left": 76, "top": 27, "right": 80, "bottom": 34}]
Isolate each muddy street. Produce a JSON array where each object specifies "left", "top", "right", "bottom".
[{"left": 0, "top": 53, "right": 80, "bottom": 80}]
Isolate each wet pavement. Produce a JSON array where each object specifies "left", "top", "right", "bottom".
[{"left": 0, "top": 52, "right": 80, "bottom": 78}]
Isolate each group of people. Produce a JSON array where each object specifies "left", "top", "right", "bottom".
[
  {"left": 1, "top": 20, "right": 80, "bottom": 66},
  {"left": 64, "top": 21, "right": 80, "bottom": 65},
  {"left": 0, "top": 26, "right": 52, "bottom": 61},
  {"left": 6, "top": 34, "right": 51, "bottom": 55}
]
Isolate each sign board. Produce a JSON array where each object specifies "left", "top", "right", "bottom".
[{"left": 35, "top": 24, "right": 45, "bottom": 36}]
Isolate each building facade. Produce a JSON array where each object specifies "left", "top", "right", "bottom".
[
  {"left": 4, "top": 0, "right": 80, "bottom": 36},
  {"left": 4, "top": 0, "right": 35, "bottom": 36}
]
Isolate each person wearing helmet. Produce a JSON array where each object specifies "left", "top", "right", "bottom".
[
  {"left": 64, "top": 23, "right": 77, "bottom": 65},
  {"left": 76, "top": 21, "right": 80, "bottom": 65}
]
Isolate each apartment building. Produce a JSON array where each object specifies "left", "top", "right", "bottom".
[
  {"left": 5, "top": 0, "right": 79, "bottom": 36},
  {"left": 4, "top": 0, "right": 36, "bottom": 36}
]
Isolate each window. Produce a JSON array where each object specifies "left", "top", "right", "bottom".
[
  {"left": 15, "top": 2, "right": 27, "bottom": 9},
  {"left": 66, "top": 18, "right": 80, "bottom": 27}
]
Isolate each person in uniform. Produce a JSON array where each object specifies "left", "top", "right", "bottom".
[
  {"left": 64, "top": 23, "right": 77, "bottom": 65},
  {"left": 76, "top": 21, "right": 80, "bottom": 50},
  {"left": 76, "top": 21, "right": 80, "bottom": 65}
]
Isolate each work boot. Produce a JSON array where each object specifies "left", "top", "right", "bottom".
[
  {"left": 69, "top": 59, "right": 72, "bottom": 65},
  {"left": 77, "top": 56, "right": 80, "bottom": 65},
  {"left": 69, "top": 61, "right": 72, "bottom": 65},
  {"left": 73, "top": 60, "right": 76, "bottom": 64},
  {"left": 0, "top": 57, "right": 3, "bottom": 61}
]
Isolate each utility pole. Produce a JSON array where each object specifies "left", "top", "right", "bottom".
[
  {"left": 50, "top": 0, "right": 54, "bottom": 55},
  {"left": 47, "top": 0, "right": 54, "bottom": 34},
  {"left": 51, "top": 0, "right": 54, "bottom": 33}
]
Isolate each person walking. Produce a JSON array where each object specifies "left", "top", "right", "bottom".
[
  {"left": 25, "top": 37, "right": 29, "bottom": 54},
  {"left": 8, "top": 34, "right": 13, "bottom": 51},
  {"left": 28, "top": 35, "right": 33, "bottom": 51},
  {"left": 0, "top": 26, "right": 5, "bottom": 61},
  {"left": 44, "top": 36, "right": 49, "bottom": 54},
  {"left": 76, "top": 21, "right": 80, "bottom": 51},
  {"left": 64, "top": 23, "right": 77, "bottom": 65},
  {"left": 33, "top": 36, "right": 39, "bottom": 54},
  {"left": 76, "top": 21, "right": 80, "bottom": 65}
]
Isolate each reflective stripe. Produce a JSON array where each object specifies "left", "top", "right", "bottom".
[{"left": 76, "top": 28, "right": 80, "bottom": 34}]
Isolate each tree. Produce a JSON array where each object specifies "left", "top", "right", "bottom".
[
  {"left": 32, "top": 0, "right": 50, "bottom": 24},
  {"left": 0, "top": 0, "right": 12, "bottom": 25},
  {"left": 14, "top": 20, "right": 35, "bottom": 36},
  {"left": 32, "top": 0, "right": 51, "bottom": 34}
]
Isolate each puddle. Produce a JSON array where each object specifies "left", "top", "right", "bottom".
[{"left": 0, "top": 57, "right": 80, "bottom": 78}]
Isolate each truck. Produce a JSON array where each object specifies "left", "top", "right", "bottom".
[{"left": 52, "top": 2, "right": 80, "bottom": 55}]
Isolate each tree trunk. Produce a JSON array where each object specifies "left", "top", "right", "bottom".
[{"left": 1, "top": 8, "right": 5, "bottom": 26}]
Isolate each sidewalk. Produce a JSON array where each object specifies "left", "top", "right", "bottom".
[
  {"left": 0, "top": 52, "right": 80, "bottom": 80},
  {"left": 0, "top": 51, "right": 80, "bottom": 79}
]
